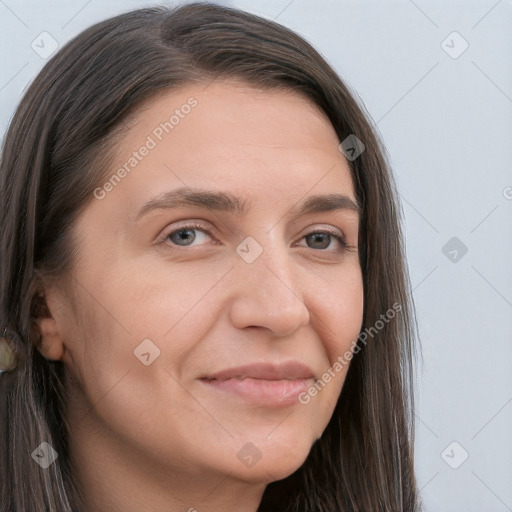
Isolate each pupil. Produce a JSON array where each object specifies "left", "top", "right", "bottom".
[
  {"left": 171, "top": 229, "right": 196, "bottom": 245},
  {"left": 308, "top": 233, "right": 330, "bottom": 249}
]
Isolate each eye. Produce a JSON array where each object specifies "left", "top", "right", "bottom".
[
  {"left": 298, "top": 229, "right": 348, "bottom": 251},
  {"left": 158, "top": 223, "right": 352, "bottom": 252},
  {"left": 162, "top": 223, "right": 214, "bottom": 247}
]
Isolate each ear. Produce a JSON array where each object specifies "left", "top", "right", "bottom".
[{"left": 31, "top": 291, "right": 65, "bottom": 362}]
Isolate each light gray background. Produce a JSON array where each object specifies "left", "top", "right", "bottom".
[{"left": 1, "top": 1, "right": 511, "bottom": 511}]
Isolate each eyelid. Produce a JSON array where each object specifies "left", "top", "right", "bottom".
[
  {"left": 297, "top": 225, "right": 349, "bottom": 249},
  {"left": 156, "top": 220, "right": 219, "bottom": 246},
  {"left": 156, "top": 220, "right": 354, "bottom": 251}
]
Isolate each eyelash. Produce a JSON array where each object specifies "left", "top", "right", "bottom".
[{"left": 160, "top": 222, "right": 351, "bottom": 251}]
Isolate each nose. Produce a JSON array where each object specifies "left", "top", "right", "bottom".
[{"left": 228, "top": 241, "right": 310, "bottom": 337}]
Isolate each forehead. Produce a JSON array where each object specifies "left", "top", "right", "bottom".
[
  {"left": 118, "top": 80, "right": 339, "bottom": 151},
  {"left": 96, "top": 80, "right": 357, "bottom": 215}
]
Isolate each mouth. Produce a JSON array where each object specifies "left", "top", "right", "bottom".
[
  {"left": 201, "top": 361, "right": 315, "bottom": 381},
  {"left": 199, "top": 361, "right": 316, "bottom": 407}
]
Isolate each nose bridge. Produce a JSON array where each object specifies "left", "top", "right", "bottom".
[
  {"left": 238, "top": 232, "right": 294, "bottom": 292},
  {"left": 229, "top": 233, "right": 310, "bottom": 335}
]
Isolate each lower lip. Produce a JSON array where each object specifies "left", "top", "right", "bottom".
[{"left": 200, "top": 377, "right": 313, "bottom": 407}]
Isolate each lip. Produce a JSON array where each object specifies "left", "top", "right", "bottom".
[{"left": 199, "top": 362, "right": 316, "bottom": 407}]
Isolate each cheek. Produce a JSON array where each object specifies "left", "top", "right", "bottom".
[
  {"left": 73, "top": 255, "right": 225, "bottom": 348},
  {"left": 63, "top": 258, "right": 231, "bottom": 421},
  {"left": 314, "top": 264, "right": 364, "bottom": 362},
  {"left": 62, "top": 268, "right": 212, "bottom": 453},
  {"left": 109, "top": 256, "right": 231, "bottom": 333},
  {"left": 306, "top": 265, "right": 364, "bottom": 415}
]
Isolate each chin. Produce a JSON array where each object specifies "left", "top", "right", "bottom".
[{"left": 230, "top": 433, "right": 314, "bottom": 484}]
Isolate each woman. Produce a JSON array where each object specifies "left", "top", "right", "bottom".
[{"left": 0, "top": 3, "right": 422, "bottom": 511}]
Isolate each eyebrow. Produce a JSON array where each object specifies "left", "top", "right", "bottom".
[
  {"left": 135, "top": 187, "right": 360, "bottom": 220},
  {"left": 135, "top": 187, "right": 247, "bottom": 220}
]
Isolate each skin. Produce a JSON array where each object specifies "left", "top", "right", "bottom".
[{"left": 35, "top": 80, "right": 364, "bottom": 512}]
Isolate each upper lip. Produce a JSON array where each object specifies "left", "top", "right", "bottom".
[{"left": 201, "top": 361, "right": 315, "bottom": 381}]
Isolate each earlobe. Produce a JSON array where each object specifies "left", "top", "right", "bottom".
[{"left": 34, "top": 317, "right": 65, "bottom": 361}]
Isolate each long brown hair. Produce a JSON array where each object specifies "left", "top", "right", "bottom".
[{"left": 0, "top": 3, "right": 422, "bottom": 511}]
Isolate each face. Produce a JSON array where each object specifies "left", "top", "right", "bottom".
[{"left": 44, "top": 80, "right": 364, "bottom": 488}]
